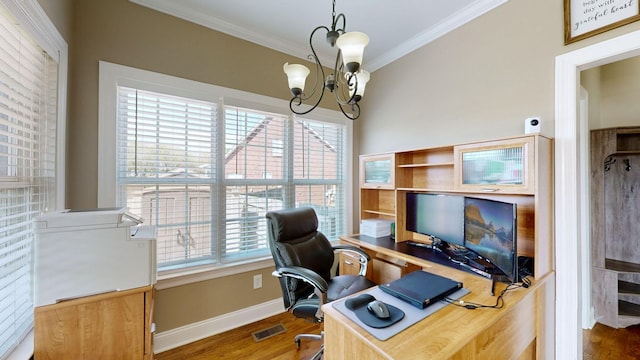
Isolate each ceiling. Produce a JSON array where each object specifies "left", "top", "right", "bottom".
[{"left": 130, "top": 0, "right": 507, "bottom": 72}]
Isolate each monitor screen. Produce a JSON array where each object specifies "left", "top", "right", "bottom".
[
  {"left": 464, "top": 197, "right": 517, "bottom": 282},
  {"left": 405, "top": 193, "right": 464, "bottom": 246}
]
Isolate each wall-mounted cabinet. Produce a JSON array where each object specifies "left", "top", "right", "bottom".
[
  {"left": 360, "top": 153, "right": 395, "bottom": 189},
  {"left": 359, "top": 153, "right": 396, "bottom": 224},
  {"left": 454, "top": 136, "right": 535, "bottom": 194},
  {"left": 355, "top": 134, "right": 553, "bottom": 281}
]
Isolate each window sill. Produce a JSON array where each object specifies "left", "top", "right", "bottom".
[
  {"left": 155, "top": 240, "right": 341, "bottom": 290},
  {"left": 156, "top": 256, "right": 275, "bottom": 290},
  {"left": 6, "top": 329, "right": 33, "bottom": 360}
]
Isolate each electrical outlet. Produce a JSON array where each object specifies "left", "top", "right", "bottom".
[{"left": 253, "top": 274, "right": 262, "bottom": 289}]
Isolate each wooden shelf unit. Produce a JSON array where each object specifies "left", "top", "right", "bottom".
[
  {"left": 396, "top": 146, "right": 455, "bottom": 190},
  {"left": 356, "top": 134, "right": 553, "bottom": 281},
  {"left": 591, "top": 127, "right": 640, "bottom": 328}
]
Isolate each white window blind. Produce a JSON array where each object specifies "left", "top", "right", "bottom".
[
  {"left": 115, "top": 85, "right": 347, "bottom": 270},
  {"left": 0, "top": 4, "right": 58, "bottom": 357},
  {"left": 116, "top": 87, "right": 217, "bottom": 267},
  {"left": 292, "top": 118, "right": 345, "bottom": 238}
]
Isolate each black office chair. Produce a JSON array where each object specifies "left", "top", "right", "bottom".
[{"left": 266, "top": 207, "right": 376, "bottom": 360}]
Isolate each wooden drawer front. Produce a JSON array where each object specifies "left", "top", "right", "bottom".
[{"left": 339, "top": 252, "right": 362, "bottom": 276}]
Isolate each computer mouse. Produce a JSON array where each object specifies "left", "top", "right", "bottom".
[{"left": 367, "top": 300, "right": 390, "bottom": 319}]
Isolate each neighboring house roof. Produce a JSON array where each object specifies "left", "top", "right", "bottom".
[{"left": 224, "top": 117, "right": 338, "bottom": 165}]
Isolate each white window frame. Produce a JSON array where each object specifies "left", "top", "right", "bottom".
[
  {"left": 1, "top": 0, "right": 67, "bottom": 208},
  {"left": 0, "top": 1, "right": 67, "bottom": 359},
  {"left": 98, "top": 61, "right": 354, "bottom": 287}
]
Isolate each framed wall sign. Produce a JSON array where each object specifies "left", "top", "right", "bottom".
[{"left": 564, "top": 0, "right": 640, "bottom": 44}]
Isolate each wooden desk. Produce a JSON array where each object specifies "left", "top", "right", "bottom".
[{"left": 323, "top": 236, "right": 555, "bottom": 359}]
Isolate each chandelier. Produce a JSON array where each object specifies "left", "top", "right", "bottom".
[{"left": 283, "top": 0, "right": 370, "bottom": 120}]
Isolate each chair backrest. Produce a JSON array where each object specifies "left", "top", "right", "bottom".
[{"left": 266, "top": 207, "right": 335, "bottom": 309}]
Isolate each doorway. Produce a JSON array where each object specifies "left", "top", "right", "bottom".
[{"left": 555, "top": 29, "right": 640, "bottom": 360}]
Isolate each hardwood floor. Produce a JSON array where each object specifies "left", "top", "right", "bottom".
[
  {"left": 583, "top": 323, "right": 640, "bottom": 360},
  {"left": 155, "top": 312, "right": 323, "bottom": 360},
  {"left": 156, "top": 313, "right": 640, "bottom": 360}
]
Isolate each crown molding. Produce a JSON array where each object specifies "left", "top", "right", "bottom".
[
  {"left": 366, "top": 0, "right": 508, "bottom": 71},
  {"left": 130, "top": 0, "right": 509, "bottom": 72}
]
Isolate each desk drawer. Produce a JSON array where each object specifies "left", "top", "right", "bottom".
[{"left": 339, "top": 252, "right": 363, "bottom": 276}]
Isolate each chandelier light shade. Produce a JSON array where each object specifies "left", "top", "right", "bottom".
[
  {"left": 336, "top": 32, "right": 369, "bottom": 73},
  {"left": 349, "top": 69, "right": 370, "bottom": 101},
  {"left": 283, "top": 63, "right": 310, "bottom": 96},
  {"left": 283, "top": 0, "right": 371, "bottom": 120}
]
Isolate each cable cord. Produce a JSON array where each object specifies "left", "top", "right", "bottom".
[{"left": 443, "top": 281, "right": 527, "bottom": 310}]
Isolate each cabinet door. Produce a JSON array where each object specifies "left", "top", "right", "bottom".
[
  {"left": 372, "top": 257, "right": 420, "bottom": 285},
  {"left": 360, "top": 154, "right": 395, "bottom": 189},
  {"left": 34, "top": 286, "right": 153, "bottom": 360},
  {"left": 454, "top": 137, "right": 535, "bottom": 194}
]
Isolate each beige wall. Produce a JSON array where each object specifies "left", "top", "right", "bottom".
[
  {"left": 581, "top": 57, "right": 640, "bottom": 130},
  {"left": 158, "top": 268, "right": 282, "bottom": 331},
  {"left": 581, "top": 66, "right": 603, "bottom": 129},
  {"left": 599, "top": 57, "right": 640, "bottom": 127},
  {"left": 38, "top": 0, "right": 73, "bottom": 42}
]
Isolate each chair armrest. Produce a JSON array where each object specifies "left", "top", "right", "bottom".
[
  {"left": 272, "top": 266, "right": 329, "bottom": 319},
  {"left": 272, "top": 266, "right": 329, "bottom": 293},
  {"left": 332, "top": 245, "right": 370, "bottom": 277}
]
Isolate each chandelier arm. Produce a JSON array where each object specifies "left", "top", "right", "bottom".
[
  {"left": 333, "top": 13, "right": 346, "bottom": 34},
  {"left": 296, "top": 53, "right": 323, "bottom": 102},
  {"left": 290, "top": 25, "right": 330, "bottom": 115},
  {"left": 333, "top": 67, "right": 359, "bottom": 105},
  {"left": 337, "top": 102, "right": 359, "bottom": 120},
  {"left": 289, "top": 88, "right": 326, "bottom": 116},
  {"left": 299, "top": 26, "right": 328, "bottom": 101},
  {"left": 333, "top": 48, "right": 342, "bottom": 76}
]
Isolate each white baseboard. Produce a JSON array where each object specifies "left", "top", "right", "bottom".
[{"left": 153, "top": 298, "right": 285, "bottom": 354}]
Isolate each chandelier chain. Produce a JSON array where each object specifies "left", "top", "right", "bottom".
[{"left": 332, "top": 0, "right": 336, "bottom": 20}]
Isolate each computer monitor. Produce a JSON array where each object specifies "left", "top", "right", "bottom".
[
  {"left": 405, "top": 193, "right": 464, "bottom": 247},
  {"left": 464, "top": 196, "right": 518, "bottom": 283}
]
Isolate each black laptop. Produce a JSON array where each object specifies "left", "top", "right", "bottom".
[{"left": 379, "top": 270, "right": 463, "bottom": 309}]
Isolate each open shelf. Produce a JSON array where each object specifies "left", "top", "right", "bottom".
[
  {"left": 619, "top": 300, "right": 640, "bottom": 317},
  {"left": 605, "top": 258, "right": 640, "bottom": 273},
  {"left": 619, "top": 280, "right": 640, "bottom": 295},
  {"left": 397, "top": 162, "right": 454, "bottom": 168},
  {"left": 362, "top": 209, "right": 395, "bottom": 217}
]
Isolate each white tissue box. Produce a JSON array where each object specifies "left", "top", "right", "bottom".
[{"left": 360, "top": 219, "right": 393, "bottom": 238}]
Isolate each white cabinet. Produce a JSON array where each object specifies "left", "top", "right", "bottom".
[{"left": 34, "top": 207, "right": 156, "bottom": 306}]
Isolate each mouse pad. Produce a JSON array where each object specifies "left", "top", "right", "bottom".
[
  {"left": 332, "top": 286, "right": 469, "bottom": 341},
  {"left": 344, "top": 293, "right": 404, "bottom": 328}
]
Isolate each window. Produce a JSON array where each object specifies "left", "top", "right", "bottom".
[
  {"left": 0, "top": 1, "right": 66, "bottom": 358},
  {"left": 99, "top": 62, "right": 352, "bottom": 273}
]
